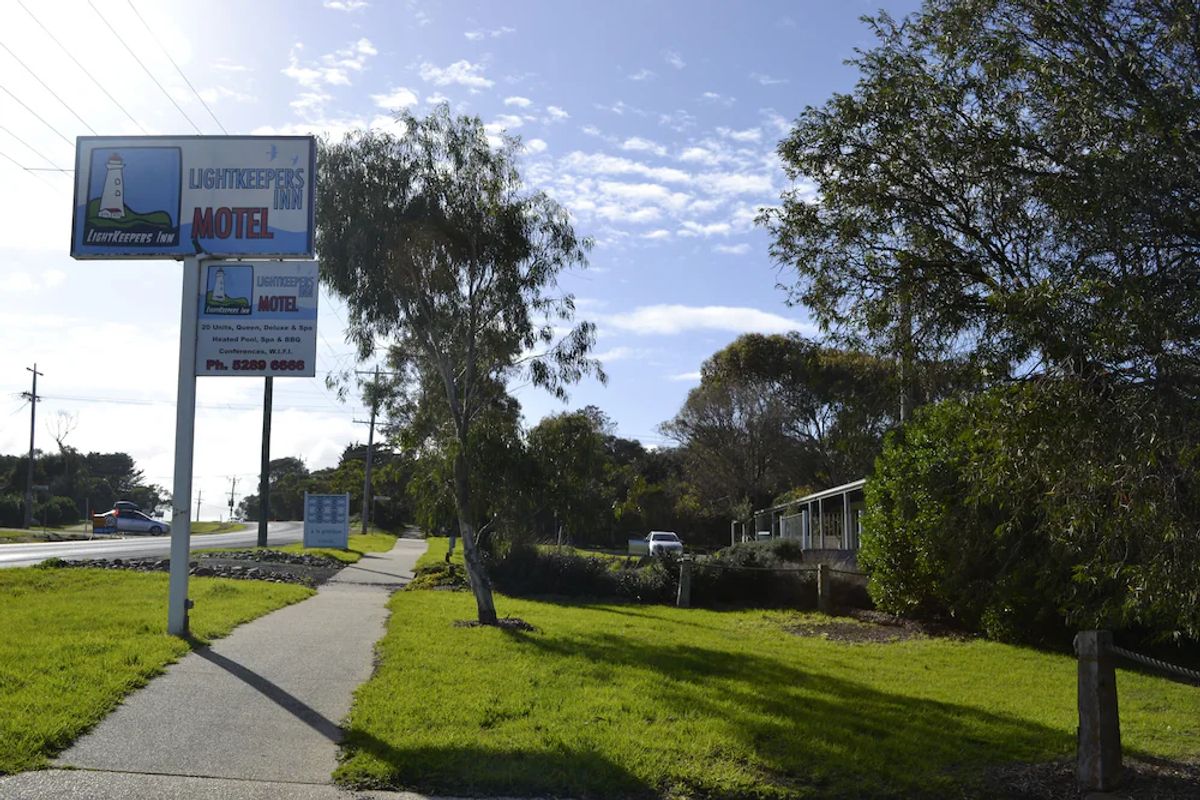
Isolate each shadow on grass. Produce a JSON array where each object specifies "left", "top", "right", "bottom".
[
  {"left": 336, "top": 738, "right": 656, "bottom": 798},
  {"left": 504, "top": 629, "right": 1067, "bottom": 797},
  {"left": 339, "top": 621, "right": 1071, "bottom": 798}
]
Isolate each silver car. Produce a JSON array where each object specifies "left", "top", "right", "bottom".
[
  {"left": 647, "top": 531, "right": 684, "bottom": 556},
  {"left": 103, "top": 509, "right": 169, "bottom": 536}
]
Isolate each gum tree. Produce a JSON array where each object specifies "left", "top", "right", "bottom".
[{"left": 317, "top": 107, "right": 600, "bottom": 624}]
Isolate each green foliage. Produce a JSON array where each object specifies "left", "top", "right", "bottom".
[
  {"left": 40, "top": 496, "right": 80, "bottom": 526},
  {"left": 763, "top": 0, "right": 1200, "bottom": 395},
  {"left": 0, "top": 568, "right": 311, "bottom": 774},
  {"left": 861, "top": 380, "right": 1200, "bottom": 642},
  {"left": 489, "top": 542, "right": 678, "bottom": 604},
  {"left": 334, "top": 590, "right": 1200, "bottom": 797}
]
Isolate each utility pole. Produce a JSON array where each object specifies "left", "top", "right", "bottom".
[
  {"left": 226, "top": 475, "right": 239, "bottom": 522},
  {"left": 194, "top": 489, "right": 203, "bottom": 522},
  {"left": 21, "top": 364, "right": 42, "bottom": 529},
  {"left": 258, "top": 376, "right": 272, "bottom": 547},
  {"left": 355, "top": 366, "right": 380, "bottom": 535}
]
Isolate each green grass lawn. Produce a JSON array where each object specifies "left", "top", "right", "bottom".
[
  {"left": 191, "top": 521, "right": 248, "bottom": 535},
  {"left": 203, "top": 530, "right": 399, "bottom": 564},
  {"left": 335, "top": 590, "right": 1200, "bottom": 798},
  {"left": 414, "top": 536, "right": 463, "bottom": 571},
  {"left": 0, "top": 567, "right": 312, "bottom": 775}
]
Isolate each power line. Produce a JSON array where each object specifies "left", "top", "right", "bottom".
[
  {"left": 0, "top": 145, "right": 67, "bottom": 194},
  {"left": 0, "top": 84, "right": 73, "bottom": 147},
  {"left": 0, "top": 124, "right": 66, "bottom": 169},
  {"left": 125, "top": 1, "right": 228, "bottom": 134},
  {"left": 16, "top": 0, "right": 148, "bottom": 134},
  {"left": 0, "top": 40, "right": 97, "bottom": 135},
  {"left": 86, "top": 0, "right": 203, "bottom": 134}
]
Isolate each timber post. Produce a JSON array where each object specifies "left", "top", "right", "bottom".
[
  {"left": 676, "top": 558, "right": 692, "bottom": 608},
  {"left": 1075, "top": 630, "right": 1122, "bottom": 792}
]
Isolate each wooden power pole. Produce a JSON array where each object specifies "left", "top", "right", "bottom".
[{"left": 21, "top": 364, "right": 42, "bottom": 529}]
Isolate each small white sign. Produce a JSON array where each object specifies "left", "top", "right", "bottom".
[
  {"left": 303, "top": 493, "right": 350, "bottom": 548},
  {"left": 195, "top": 261, "right": 318, "bottom": 377}
]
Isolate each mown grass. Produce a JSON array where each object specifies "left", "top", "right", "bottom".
[
  {"left": 191, "top": 521, "right": 247, "bottom": 535},
  {"left": 336, "top": 590, "right": 1200, "bottom": 798},
  {"left": 0, "top": 567, "right": 312, "bottom": 775},
  {"left": 413, "top": 536, "right": 463, "bottom": 571},
  {"left": 274, "top": 530, "right": 399, "bottom": 564}
]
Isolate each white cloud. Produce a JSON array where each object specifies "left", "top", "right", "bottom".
[
  {"left": 465, "top": 25, "right": 516, "bottom": 40},
  {"left": 281, "top": 38, "right": 377, "bottom": 116},
  {"left": 593, "top": 346, "right": 651, "bottom": 363},
  {"left": 598, "top": 181, "right": 690, "bottom": 212},
  {"left": 642, "top": 229, "right": 671, "bottom": 240},
  {"left": 695, "top": 172, "right": 773, "bottom": 196},
  {"left": 678, "top": 146, "right": 719, "bottom": 166},
  {"left": 198, "top": 86, "right": 256, "bottom": 104},
  {"left": 524, "top": 138, "right": 548, "bottom": 154},
  {"left": 504, "top": 96, "right": 532, "bottom": 108},
  {"left": 324, "top": 0, "right": 369, "bottom": 9},
  {"left": 605, "top": 305, "right": 814, "bottom": 336},
  {"left": 419, "top": 60, "right": 494, "bottom": 89},
  {"left": 562, "top": 151, "right": 690, "bottom": 184},
  {"left": 762, "top": 109, "right": 792, "bottom": 137},
  {"left": 425, "top": 92, "right": 450, "bottom": 105},
  {"left": 663, "top": 50, "right": 686, "bottom": 69},
  {"left": 620, "top": 137, "right": 667, "bottom": 157},
  {"left": 546, "top": 105, "right": 570, "bottom": 122},
  {"left": 718, "top": 126, "right": 762, "bottom": 143},
  {"left": 669, "top": 371, "right": 702, "bottom": 382},
  {"left": 750, "top": 72, "right": 788, "bottom": 86},
  {"left": 371, "top": 86, "right": 418, "bottom": 110},
  {"left": 714, "top": 243, "right": 751, "bottom": 255},
  {"left": 628, "top": 68, "right": 655, "bottom": 81},
  {"left": 700, "top": 91, "right": 735, "bottom": 106},
  {"left": 484, "top": 114, "right": 525, "bottom": 136},
  {"left": 659, "top": 109, "right": 696, "bottom": 132},
  {"left": 678, "top": 221, "right": 732, "bottom": 237}
]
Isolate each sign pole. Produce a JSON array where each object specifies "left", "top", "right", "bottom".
[{"left": 168, "top": 255, "right": 202, "bottom": 636}]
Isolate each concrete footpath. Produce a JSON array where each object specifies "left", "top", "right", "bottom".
[{"left": 0, "top": 538, "right": 450, "bottom": 800}]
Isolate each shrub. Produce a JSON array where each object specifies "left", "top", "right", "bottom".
[
  {"left": 861, "top": 379, "right": 1200, "bottom": 643},
  {"left": 41, "top": 496, "right": 81, "bottom": 526},
  {"left": 0, "top": 494, "right": 23, "bottom": 527}
]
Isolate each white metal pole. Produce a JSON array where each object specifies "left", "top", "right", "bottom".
[{"left": 167, "top": 256, "right": 202, "bottom": 636}]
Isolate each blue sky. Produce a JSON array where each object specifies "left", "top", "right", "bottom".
[{"left": 0, "top": 0, "right": 920, "bottom": 518}]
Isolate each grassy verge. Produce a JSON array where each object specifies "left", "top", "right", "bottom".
[
  {"left": 0, "top": 567, "right": 313, "bottom": 775},
  {"left": 202, "top": 530, "right": 400, "bottom": 564},
  {"left": 192, "top": 521, "right": 248, "bottom": 535},
  {"left": 336, "top": 593, "right": 1200, "bottom": 798},
  {"left": 413, "top": 536, "right": 462, "bottom": 571}
]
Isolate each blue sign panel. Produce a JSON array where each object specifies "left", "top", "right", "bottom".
[
  {"left": 71, "top": 136, "right": 315, "bottom": 259},
  {"left": 303, "top": 493, "right": 350, "bottom": 549}
]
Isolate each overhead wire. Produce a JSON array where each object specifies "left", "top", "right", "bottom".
[
  {"left": 16, "top": 0, "right": 148, "bottom": 134},
  {"left": 125, "top": 0, "right": 228, "bottom": 134},
  {"left": 0, "top": 41, "right": 97, "bottom": 135},
  {"left": 86, "top": 0, "right": 203, "bottom": 134},
  {"left": 0, "top": 124, "right": 66, "bottom": 169},
  {"left": 0, "top": 84, "right": 74, "bottom": 147}
]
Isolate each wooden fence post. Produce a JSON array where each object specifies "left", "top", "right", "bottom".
[
  {"left": 676, "top": 558, "right": 692, "bottom": 608},
  {"left": 817, "top": 563, "right": 831, "bottom": 614},
  {"left": 1076, "top": 630, "right": 1122, "bottom": 792}
]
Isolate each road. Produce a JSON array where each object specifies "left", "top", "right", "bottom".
[{"left": 0, "top": 521, "right": 305, "bottom": 569}]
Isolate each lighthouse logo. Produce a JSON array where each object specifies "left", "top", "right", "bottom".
[
  {"left": 204, "top": 264, "right": 252, "bottom": 314},
  {"left": 83, "top": 147, "right": 181, "bottom": 248}
]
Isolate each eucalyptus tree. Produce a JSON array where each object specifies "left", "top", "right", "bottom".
[
  {"left": 317, "top": 106, "right": 601, "bottom": 624},
  {"left": 762, "top": 0, "right": 1200, "bottom": 397}
]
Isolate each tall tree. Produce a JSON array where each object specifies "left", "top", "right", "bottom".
[
  {"left": 761, "top": 0, "right": 1200, "bottom": 396},
  {"left": 318, "top": 106, "right": 601, "bottom": 624}
]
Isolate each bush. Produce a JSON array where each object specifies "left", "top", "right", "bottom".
[
  {"left": 0, "top": 494, "right": 23, "bottom": 528},
  {"left": 40, "top": 496, "right": 81, "bottom": 526},
  {"left": 861, "top": 379, "right": 1200, "bottom": 643},
  {"left": 489, "top": 544, "right": 678, "bottom": 604}
]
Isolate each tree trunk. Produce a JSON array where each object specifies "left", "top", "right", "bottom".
[{"left": 453, "top": 448, "right": 498, "bottom": 625}]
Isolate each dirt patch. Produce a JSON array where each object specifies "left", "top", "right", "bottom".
[
  {"left": 979, "top": 755, "right": 1200, "bottom": 799},
  {"left": 454, "top": 617, "right": 539, "bottom": 632},
  {"left": 785, "top": 610, "right": 973, "bottom": 644}
]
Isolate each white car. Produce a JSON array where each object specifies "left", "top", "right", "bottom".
[
  {"left": 647, "top": 531, "right": 684, "bottom": 556},
  {"left": 102, "top": 509, "right": 169, "bottom": 536}
]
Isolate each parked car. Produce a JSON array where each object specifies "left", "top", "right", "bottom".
[
  {"left": 94, "top": 508, "right": 169, "bottom": 536},
  {"left": 647, "top": 531, "right": 684, "bottom": 556},
  {"left": 113, "top": 500, "right": 142, "bottom": 513}
]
